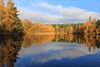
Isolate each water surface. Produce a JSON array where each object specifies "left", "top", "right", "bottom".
[{"left": 0, "top": 34, "right": 100, "bottom": 67}]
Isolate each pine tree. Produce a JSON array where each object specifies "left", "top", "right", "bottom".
[
  {"left": 2, "top": 0, "right": 23, "bottom": 35},
  {"left": 0, "top": 0, "right": 5, "bottom": 23},
  {"left": 0, "top": 0, "right": 5, "bottom": 32}
]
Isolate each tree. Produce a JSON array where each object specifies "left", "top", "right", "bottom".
[
  {"left": 22, "top": 19, "right": 32, "bottom": 34},
  {"left": 2, "top": 0, "right": 23, "bottom": 35},
  {"left": 55, "top": 25, "right": 59, "bottom": 33},
  {"left": 96, "top": 20, "right": 100, "bottom": 28},
  {"left": 0, "top": 0, "right": 5, "bottom": 30},
  {"left": 0, "top": 0, "right": 5, "bottom": 21}
]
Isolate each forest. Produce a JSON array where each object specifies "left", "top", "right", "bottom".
[
  {"left": 22, "top": 17, "right": 100, "bottom": 36},
  {"left": 0, "top": 0, "right": 100, "bottom": 36}
]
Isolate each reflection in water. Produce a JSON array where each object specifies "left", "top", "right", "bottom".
[
  {"left": 21, "top": 34, "right": 100, "bottom": 51},
  {"left": 0, "top": 36, "right": 23, "bottom": 67},
  {"left": 0, "top": 34, "right": 100, "bottom": 67},
  {"left": 21, "top": 34, "right": 55, "bottom": 48}
]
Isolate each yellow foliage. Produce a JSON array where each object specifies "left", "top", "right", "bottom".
[{"left": 29, "top": 23, "right": 55, "bottom": 34}]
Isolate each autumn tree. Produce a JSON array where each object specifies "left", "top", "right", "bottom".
[
  {"left": 0, "top": 0, "right": 5, "bottom": 21},
  {"left": 55, "top": 25, "right": 60, "bottom": 34},
  {"left": 0, "top": 0, "right": 5, "bottom": 31},
  {"left": 22, "top": 19, "right": 32, "bottom": 34},
  {"left": 2, "top": 0, "right": 23, "bottom": 35}
]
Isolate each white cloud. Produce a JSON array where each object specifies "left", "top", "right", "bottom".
[
  {"left": 18, "top": 7, "right": 65, "bottom": 24},
  {"left": 18, "top": 2, "right": 100, "bottom": 24}
]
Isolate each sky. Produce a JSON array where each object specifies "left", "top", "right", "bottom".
[{"left": 5, "top": 0, "right": 100, "bottom": 24}]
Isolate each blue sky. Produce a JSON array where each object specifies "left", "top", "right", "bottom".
[
  {"left": 4, "top": 0, "right": 100, "bottom": 24},
  {"left": 6, "top": 0, "right": 99, "bottom": 13}
]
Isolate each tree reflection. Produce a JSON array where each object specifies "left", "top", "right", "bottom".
[
  {"left": 21, "top": 34, "right": 100, "bottom": 52},
  {"left": 54, "top": 34, "right": 100, "bottom": 51},
  {"left": 21, "top": 34, "right": 55, "bottom": 48},
  {"left": 0, "top": 36, "right": 23, "bottom": 67},
  {"left": 0, "top": 34, "right": 99, "bottom": 67}
]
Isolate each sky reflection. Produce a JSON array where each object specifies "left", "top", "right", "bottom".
[{"left": 15, "top": 42, "right": 100, "bottom": 67}]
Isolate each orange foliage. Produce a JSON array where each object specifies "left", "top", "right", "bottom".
[{"left": 24, "top": 22, "right": 55, "bottom": 35}]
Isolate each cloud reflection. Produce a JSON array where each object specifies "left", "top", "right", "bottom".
[{"left": 18, "top": 42, "right": 100, "bottom": 63}]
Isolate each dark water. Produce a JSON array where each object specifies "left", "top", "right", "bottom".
[{"left": 0, "top": 34, "right": 100, "bottom": 67}]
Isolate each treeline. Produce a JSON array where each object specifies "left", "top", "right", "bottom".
[
  {"left": 53, "top": 17, "right": 100, "bottom": 35},
  {"left": 22, "top": 19, "right": 55, "bottom": 35},
  {"left": 22, "top": 17, "right": 100, "bottom": 35},
  {"left": 0, "top": 0, "right": 23, "bottom": 36}
]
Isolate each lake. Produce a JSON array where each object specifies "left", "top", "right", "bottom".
[{"left": 0, "top": 34, "right": 100, "bottom": 67}]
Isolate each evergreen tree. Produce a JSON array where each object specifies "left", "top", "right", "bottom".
[{"left": 2, "top": 0, "right": 23, "bottom": 35}]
